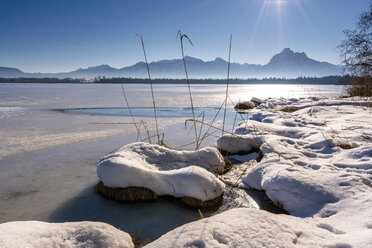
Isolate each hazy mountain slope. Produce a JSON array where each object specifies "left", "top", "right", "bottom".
[
  {"left": 0, "top": 67, "right": 25, "bottom": 78},
  {"left": 0, "top": 48, "right": 342, "bottom": 79}
]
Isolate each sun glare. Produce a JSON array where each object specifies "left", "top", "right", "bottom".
[
  {"left": 249, "top": 0, "right": 314, "bottom": 49},
  {"left": 249, "top": 0, "right": 287, "bottom": 46}
]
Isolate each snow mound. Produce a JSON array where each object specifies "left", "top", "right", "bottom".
[
  {"left": 243, "top": 154, "right": 341, "bottom": 217},
  {"left": 238, "top": 97, "right": 372, "bottom": 247},
  {"left": 0, "top": 221, "right": 134, "bottom": 248},
  {"left": 145, "top": 208, "right": 345, "bottom": 248},
  {"left": 97, "top": 142, "right": 225, "bottom": 202}
]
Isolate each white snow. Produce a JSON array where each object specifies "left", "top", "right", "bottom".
[
  {"left": 97, "top": 142, "right": 226, "bottom": 201},
  {"left": 145, "top": 208, "right": 347, "bottom": 248},
  {"left": 145, "top": 97, "right": 372, "bottom": 247},
  {"left": 239, "top": 97, "right": 372, "bottom": 247},
  {"left": 0, "top": 221, "right": 134, "bottom": 248}
]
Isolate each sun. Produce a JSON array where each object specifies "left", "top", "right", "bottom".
[{"left": 248, "top": 0, "right": 313, "bottom": 48}]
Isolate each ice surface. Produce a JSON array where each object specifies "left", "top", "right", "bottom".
[
  {"left": 0, "top": 107, "right": 25, "bottom": 119},
  {"left": 97, "top": 142, "right": 226, "bottom": 201},
  {"left": 0, "top": 221, "right": 134, "bottom": 248}
]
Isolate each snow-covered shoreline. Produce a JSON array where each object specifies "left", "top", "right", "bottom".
[
  {"left": 151, "top": 96, "right": 372, "bottom": 247},
  {"left": 1, "top": 95, "right": 371, "bottom": 247}
]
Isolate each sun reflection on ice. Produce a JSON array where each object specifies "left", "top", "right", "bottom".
[{"left": 229, "top": 84, "right": 342, "bottom": 102}]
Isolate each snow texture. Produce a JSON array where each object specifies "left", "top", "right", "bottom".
[
  {"left": 240, "top": 97, "right": 372, "bottom": 247},
  {"left": 97, "top": 142, "right": 225, "bottom": 201},
  {"left": 0, "top": 221, "right": 134, "bottom": 248},
  {"left": 146, "top": 97, "right": 372, "bottom": 247},
  {"left": 145, "top": 208, "right": 347, "bottom": 248}
]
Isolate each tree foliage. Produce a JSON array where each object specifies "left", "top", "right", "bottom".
[
  {"left": 339, "top": 2, "right": 372, "bottom": 96},
  {"left": 340, "top": 3, "right": 372, "bottom": 76}
]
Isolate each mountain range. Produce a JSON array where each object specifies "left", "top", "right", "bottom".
[{"left": 0, "top": 48, "right": 342, "bottom": 79}]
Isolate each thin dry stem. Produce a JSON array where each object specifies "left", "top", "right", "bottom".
[
  {"left": 222, "top": 34, "right": 232, "bottom": 137},
  {"left": 120, "top": 83, "right": 141, "bottom": 141},
  {"left": 186, "top": 118, "right": 298, "bottom": 164},
  {"left": 137, "top": 34, "right": 160, "bottom": 144},
  {"left": 197, "top": 101, "right": 226, "bottom": 149},
  {"left": 140, "top": 120, "right": 152, "bottom": 144},
  {"left": 198, "top": 209, "right": 204, "bottom": 219},
  {"left": 177, "top": 30, "right": 199, "bottom": 150}
]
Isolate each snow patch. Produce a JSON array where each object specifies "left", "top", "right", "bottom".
[
  {"left": 0, "top": 221, "right": 134, "bottom": 248},
  {"left": 145, "top": 208, "right": 345, "bottom": 248}
]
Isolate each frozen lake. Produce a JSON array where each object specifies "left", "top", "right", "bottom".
[{"left": 0, "top": 83, "right": 345, "bottom": 245}]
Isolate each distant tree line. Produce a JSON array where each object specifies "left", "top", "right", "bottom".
[
  {"left": 0, "top": 75, "right": 354, "bottom": 85},
  {"left": 89, "top": 75, "right": 354, "bottom": 85},
  {"left": 0, "top": 77, "right": 82, "bottom": 84}
]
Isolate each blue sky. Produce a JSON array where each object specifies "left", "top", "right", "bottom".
[{"left": 0, "top": 0, "right": 370, "bottom": 72}]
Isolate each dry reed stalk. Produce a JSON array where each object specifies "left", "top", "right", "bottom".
[
  {"left": 200, "top": 129, "right": 220, "bottom": 140},
  {"left": 227, "top": 96, "right": 263, "bottom": 148},
  {"left": 186, "top": 118, "right": 299, "bottom": 164},
  {"left": 361, "top": 128, "right": 372, "bottom": 141},
  {"left": 137, "top": 34, "right": 160, "bottom": 145},
  {"left": 197, "top": 111, "right": 206, "bottom": 146},
  {"left": 320, "top": 130, "right": 333, "bottom": 148},
  {"left": 140, "top": 132, "right": 165, "bottom": 143},
  {"left": 177, "top": 30, "right": 199, "bottom": 150},
  {"left": 172, "top": 140, "right": 197, "bottom": 150},
  {"left": 186, "top": 109, "right": 204, "bottom": 136},
  {"left": 197, "top": 101, "right": 226, "bottom": 149},
  {"left": 222, "top": 34, "right": 232, "bottom": 137},
  {"left": 89, "top": 122, "right": 135, "bottom": 125},
  {"left": 120, "top": 83, "right": 141, "bottom": 141},
  {"left": 140, "top": 120, "right": 152, "bottom": 144},
  {"left": 227, "top": 160, "right": 253, "bottom": 192},
  {"left": 226, "top": 108, "right": 239, "bottom": 155},
  {"left": 198, "top": 209, "right": 204, "bottom": 219}
]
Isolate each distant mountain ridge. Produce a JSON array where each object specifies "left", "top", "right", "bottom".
[{"left": 0, "top": 48, "right": 342, "bottom": 79}]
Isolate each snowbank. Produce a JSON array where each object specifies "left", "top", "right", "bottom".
[
  {"left": 145, "top": 208, "right": 345, "bottom": 248},
  {"left": 240, "top": 97, "right": 372, "bottom": 246},
  {"left": 146, "top": 97, "right": 372, "bottom": 247},
  {"left": 0, "top": 221, "right": 134, "bottom": 248},
  {"left": 97, "top": 142, "right": 225, "bottom": 202}
]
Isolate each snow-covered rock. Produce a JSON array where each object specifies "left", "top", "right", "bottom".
[
  {"left": 0, "top": 221, "right": 134, "bottom": 248},
  {"left": 251, "top": 97, "right": 264, "bottom": 106},
  {"left": 145, "top": 208, "right": 345, "bottom": 248},
  {"left": 97, "top": 142, "right": 225, "bottom": 202},
  {"left": 217, "top": 134, "right": 262, "bottom": 154},
  {"left": 234, "top": 101, "right": 256, "bottom": 110}
]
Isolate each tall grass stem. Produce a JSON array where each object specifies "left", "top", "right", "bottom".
[
  {"left": 177, "top": 30, "right": 199, "bottom": 150},
  {"left": 137, "top": 34, "right": 160, "bottom": 144},
  {"left": 222, "top": 34, "right": 232, "bottom": 137}
]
